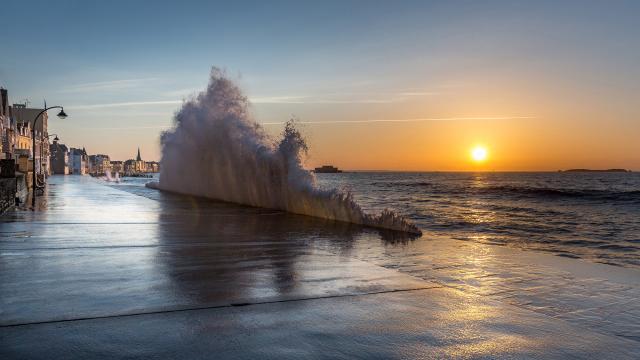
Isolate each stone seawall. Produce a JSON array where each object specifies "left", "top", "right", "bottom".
[
  {"left": 0, "top": 177, "right": 16, "bottom": 213},
  {"left": 0, "top": 173, "right": 27, "bottom": 214}
]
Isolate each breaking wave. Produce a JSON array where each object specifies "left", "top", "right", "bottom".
[{"left": 147, "top": 68, "right": 421, "bottom": 235}]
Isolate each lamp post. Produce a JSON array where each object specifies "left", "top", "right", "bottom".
[
  {"left": 31, "top": 107, "right": 67, "bottom": 208},
  {"left": 40, "top": 134, "right": 60, "bottom": 177}
]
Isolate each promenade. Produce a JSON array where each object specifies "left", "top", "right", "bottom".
[{"left": 1, "top": 175, "right": 639, "bottom": 359}]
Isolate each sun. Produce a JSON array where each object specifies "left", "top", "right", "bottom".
[{"left": 471, "top": 146, "right": 488, "bottom": 162}]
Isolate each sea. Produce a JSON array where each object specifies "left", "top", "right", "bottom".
[{"left": 115, "top": 171, "right": 640, "bottom": 268}]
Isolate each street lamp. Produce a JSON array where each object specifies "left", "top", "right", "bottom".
[
  {"left": 41, "top": 134, "right": 60, "bottom": 176},
  {"left": 31, "top": 107, "right": 67, "bottom": 208}
]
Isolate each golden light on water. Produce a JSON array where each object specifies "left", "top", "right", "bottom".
[{"left": 471, "top": 146, "right": 488, "bottom": 162}]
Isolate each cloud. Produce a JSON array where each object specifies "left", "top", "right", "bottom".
[
  {"left": 67, "top": 100, "right": 183, "bottom": 110},
  {"left": 396, "top": 91, "right": 439, "bottom": 96},
  {"left": 249, "top": 95, "right": 310, "bottom": 104},
  {"left": 59, "top": 78, "right": 158, "bottom": 93},
  {"left": 250, "top": 94, "right": 424, "bottom": 104},
  {"left": 65, "top": 87, "right": 441, "bottom": 108},
  {"left": 67, "top": 96, "right": 392, "bottom": 108},
  {"left": 261, "top": 116, "right": 534, "bottom": 125},
  {"left": 250, "top": 89, "right": 440, "bottom": 104},
  {"left": 160, "top": 87, "right": 202, "bottom": 98},
  {"left": 82, "top": 125, "right": 173, "bottom": 130},
  {"left": 250, "top": 96, "right": 396, "bottom": 104},
  {"left": 65, "top": 116, "right": 533, "bottom": 131}
]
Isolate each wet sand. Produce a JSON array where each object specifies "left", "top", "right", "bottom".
[{"left": 1, "top": 175, "right": 639, "bottom": 358}]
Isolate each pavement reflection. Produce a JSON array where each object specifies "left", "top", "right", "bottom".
[{"left": 1, "top": 176, "right": 639, "bottom": 359}]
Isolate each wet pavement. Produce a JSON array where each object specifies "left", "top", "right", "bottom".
[{"left": 1, "top": 175, "right": 640, "bottom": 358}]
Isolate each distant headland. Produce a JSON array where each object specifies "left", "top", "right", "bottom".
[{"left": 560, "top": 169, "right": 632, "bottom": 173}]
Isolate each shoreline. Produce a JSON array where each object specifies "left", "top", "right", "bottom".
[{"left": 109, "top": 174, "right": 640, "bottom": 272}]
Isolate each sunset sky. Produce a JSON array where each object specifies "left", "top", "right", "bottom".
[{"left": 2, "top": 0, "right": 639, "bottom": 170}]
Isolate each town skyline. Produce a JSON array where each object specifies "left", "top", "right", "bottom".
[{"left": 1, "top": 85, "right": 159, "bottom": 179}]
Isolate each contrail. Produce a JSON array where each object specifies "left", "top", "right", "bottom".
[{"left": 261, "top": 116, "right": 534, "bottom": 125}]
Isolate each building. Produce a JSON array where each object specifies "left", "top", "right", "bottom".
[
  {"left": 0, "top": 88, "right": 12, "bottom": 159},
  {"left": 69, "top": 148, "right": 88, "bottom": 175},
  {"left": 50, "top": 140, "right": 70, "bottom": 175},
  {"left": 88, "top": 155, "right": 95, "bottom": 174},
  {"left": 89, "top": 154, "right": 111, "bottom": 175},
  {"left": 145, "top": 161, "right": 160, "bottom": 173},
  {"left": 14, "top": 122, "right": 32, "bottom": 172},
  {"left": 11, "top": 104, "right": 50, "bottom": 175},
  {"left": 135, "top": 147, "right": 145, "bottom": 173},
  {"left": 118, "top": 148, "right": 157, "bottom": 175},
  {"left": 98, "top": 155, "right": 111, "bottom": 175},
  {"left": 83, "top": 148, "right": 90, "bottom": 174},
  {"left": 123, "top": 159, "right": 136, "bottom": 175},
  {"left": 15, "top": 122, "right": 31, "bottom": 151},
  {"left": 110, "top": 161, "right": 123, "bottom": 174}
]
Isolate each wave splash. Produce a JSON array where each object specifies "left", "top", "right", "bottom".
[{"left": 149, "top": 68, "right": 421, "bottom": 235}]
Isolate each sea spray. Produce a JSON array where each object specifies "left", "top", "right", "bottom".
[{"left": 148, "top": 68, "right": 421, "bottom": 235}]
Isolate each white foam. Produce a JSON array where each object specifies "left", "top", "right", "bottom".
[{"left": 151, "top": 68, "right": 421, "bottom": 235}]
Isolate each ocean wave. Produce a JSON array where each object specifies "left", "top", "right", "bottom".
[
  {"left": 395, "top": 181, "right": 640, "bottom": 202},
  {"left": 371, "top": 181, "right": 640, "bottom": 202},
  {"left": 148, "top": 68, "right": 421, "bottom": 235},
  {"left": 478, "top": 186, "right": 640, "bottom": 201}
]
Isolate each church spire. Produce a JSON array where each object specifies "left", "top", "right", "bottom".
[{"left": 136, "top": 147, "right": 142, "bottom": 161}]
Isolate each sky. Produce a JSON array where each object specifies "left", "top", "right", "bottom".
[{"left": 1, "top": 0, "right": 639, "bottom": 170}]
